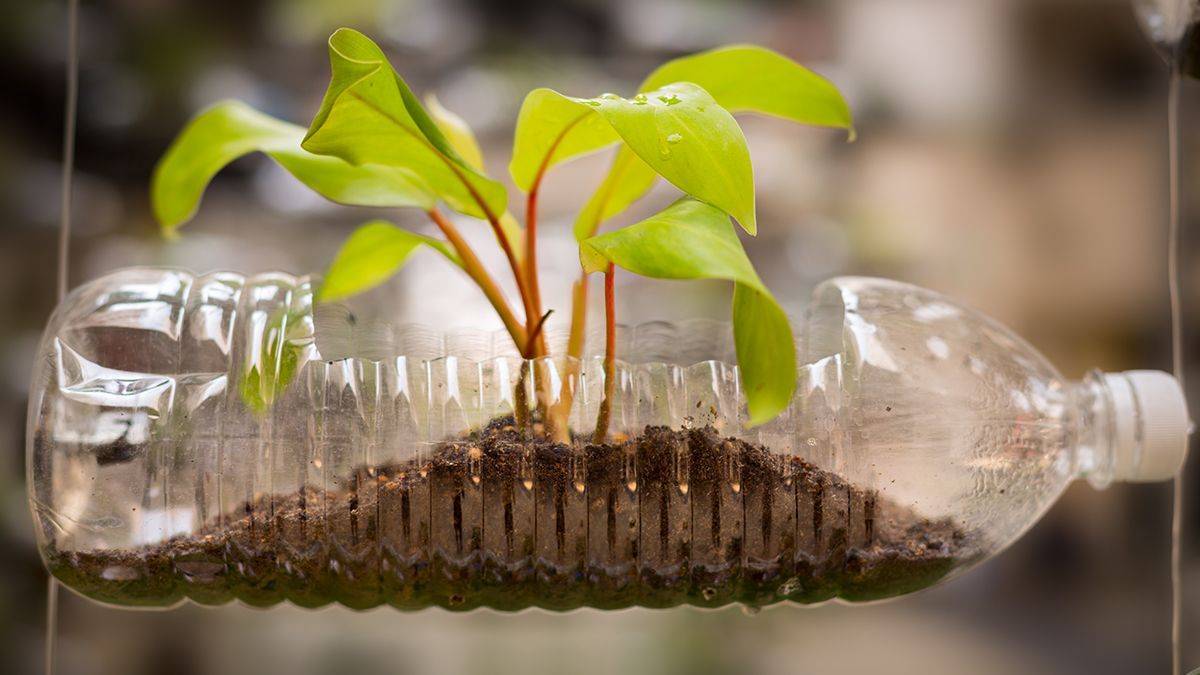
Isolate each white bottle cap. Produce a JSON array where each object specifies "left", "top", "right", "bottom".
[{"left": 1103, "top": 371, "right": 1191, "bottom": 482}]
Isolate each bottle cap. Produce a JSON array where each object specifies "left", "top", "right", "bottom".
[{"left": 1103, "top": 371, "right": 1191, "bottom": 482}]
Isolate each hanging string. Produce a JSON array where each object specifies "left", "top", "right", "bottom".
[
  {"left": 47, "top": 1, "right": 79, "bottom": 674},
  {"left": 1167, "top": 62, "right": 1185, "bottom": 675},
  {"left": 44, "top": 580, "right": 57, "bottom": 675},
  {"left": 57, "top": 0, "right": 78, "bottom": 303}
]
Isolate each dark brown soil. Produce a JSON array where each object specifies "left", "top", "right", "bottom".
[{"left": 46, "top": 419, "right": 973, "bottom": 611}]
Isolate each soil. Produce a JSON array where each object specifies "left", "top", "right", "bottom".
[{"left": 46, "top": 419, "right": 973, "bottom": 611}]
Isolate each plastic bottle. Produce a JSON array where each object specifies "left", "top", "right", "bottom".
[{"left": 27, "top": 268, "right": 1190, "bottom": 611}]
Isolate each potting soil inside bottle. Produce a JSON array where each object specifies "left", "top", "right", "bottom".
[{"left": 44, "top": 418, "right": 972, "bottom": 611}]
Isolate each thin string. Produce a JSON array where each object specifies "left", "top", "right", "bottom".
[
  {"left": 44, "top": 579, "right": 58, "bottom": 675},
  {"left": 57, "top": 0, "right": 78, "bottom": 304},
  {"left": 1167, "top": 58, "right": 1185, "bottom": 675},
  {"left": 47, "top": 1, "right": 80, "bottom": 674}
]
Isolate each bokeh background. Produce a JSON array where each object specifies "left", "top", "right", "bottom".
[{"left": 2, "top": 0, "right": 1198, "bottom": 673}]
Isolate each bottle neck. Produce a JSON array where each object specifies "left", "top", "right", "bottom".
[{"left": 1071, "top": 372, "right": 1119, "bottom": 489}]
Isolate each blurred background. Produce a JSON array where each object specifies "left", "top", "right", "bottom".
[{"left": 2, "top": 0, "right": 1198, "bottom": 672}]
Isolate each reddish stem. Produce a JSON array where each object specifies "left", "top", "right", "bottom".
[
  {"left": 427, "top": 209, "right": 527, "bottom": 351},
  {"left": 525, "top": 310, "right": 553, "bottom": 359},
  {"left": 524, "top": 188, "right": 546, "bottom": 357},
  {"left": 523, "top": 112, "right": 589, "bottom": 359},
  {"left": 439, "top": 159, "right": 533, "bottom": 325}
]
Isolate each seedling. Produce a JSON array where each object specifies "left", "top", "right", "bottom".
[{"left": 152, "top": 28, "right": 852, "bottom": 440}]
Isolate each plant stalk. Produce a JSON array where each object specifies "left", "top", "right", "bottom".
[
  {"left": 524, "top": 189, "right": 548, "bottom": 358},
  {"left": 551, "top": 206, "right": 604, "bottom": 432},
  {"left": 566, "top": 274, "right": 591, "bottom": 357},
  {"left": 546, "top": 279, "right": 586, "bottom": 444},
  {"left": 522, "top": 114, "right": 588, "bottom": 357},
  {"left": 592, "top": 263, "right": 616, "bottom": 444},
  {"left": 564, "top": 200, "right": 606, "bottom": 362},
  {"left": 437, "top": 157, "right": 536, "bottom": 333},
  {"left": 427, "top": 209, "right": 528, "bottom": 351}
]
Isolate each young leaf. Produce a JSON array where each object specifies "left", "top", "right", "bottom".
[
  {"left": 425, "top": 94, "right": 486, "bottom": 171},
  {"left": 592, "top": 83, "right": 755, "bottom": 233},
  {"left": 317, "top": 220, "right": 460, "bottom": 303},
  {"left": 509, "top": 88, "right": 621, "bottom": 190},
  {"left": 302, "top": 28, "right": 508, "bottom": 221},
  {"left": 580, "top": 198, "right": 795, "bottom": 425},
  {"left": 575, "top": 45, "right": 853, "bottom": 239},
  {"left": 641, "top": 45, "right": 853, "bottom": 131},
  {"left": 152, "top": 100, "right": 434, "bottom": 235},
  {"left": 512, "top": 83, "right": 756, "bottom": 234}
]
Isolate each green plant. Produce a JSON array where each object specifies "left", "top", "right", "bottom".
[{"left": 152, "top": 28, "right": 852, "bottom": 438}]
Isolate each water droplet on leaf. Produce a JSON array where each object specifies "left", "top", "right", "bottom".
[{"left": 666, "top": 133, "right": 682, "bottom": 144}]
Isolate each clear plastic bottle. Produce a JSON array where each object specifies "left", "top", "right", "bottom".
[{"left": 27, "top": 268, "right": 1189, "bottom": 611}]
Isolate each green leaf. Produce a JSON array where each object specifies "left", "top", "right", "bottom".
[
  {"left": 425, "top": 94, "right": 486, "bottom": 171},
  {"left": 317, "top": 220, "right": 460, "bottom": 302},
  {"left": 581, "top": 198, "right": 795, "bottom": 425},
  {"left": 641, "top": 44, "right": 853, "bottom": 131},
  {"left": 151, "top": 100, "right": 435, "bottom": 235},
  {"left": 509, "top": 88, "right": 621, "bottom": 191},
  {"left": 575, "top": 44, "right": 853, "bottom": 239},
  {"left": 513, "top": 83, "right": 755, "bottom": 234},
  {"left": 239, "top": 340, "right": 299, "bottom": 415},
  {"left": 302, "top": 28, "right": 508, "bottom": 221},
  {"left": 239, "top": 302, "right": 312, "bottom": 416}
]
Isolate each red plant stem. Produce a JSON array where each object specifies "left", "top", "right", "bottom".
[
  {"left": 427, "top": 209, "right": 527, "bottom": 351},
  {"left": 593, "top": 263, "right": 616, "bottom": 444},
  {"left": 525, "top": 310, "right": 552, "bottom": 360},
  {"left": 524, "top": 188, "right": 547, "bottom": 357},
  {"left": 486, "top": 207, "right": 536, "bottom": 348},
  {"left": 342, "top": 89, "right": 532, "bottom": 329},
  {"left": 437, "top": 157, "right": 533, "bottom": 327},
  {"left": 523, "top": 113, "right": 590, "bottom": 359}
]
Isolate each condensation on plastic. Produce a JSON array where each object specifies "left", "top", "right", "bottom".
[{"left": 27, "top": 269, "right": 1109, "bottom": 610}]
